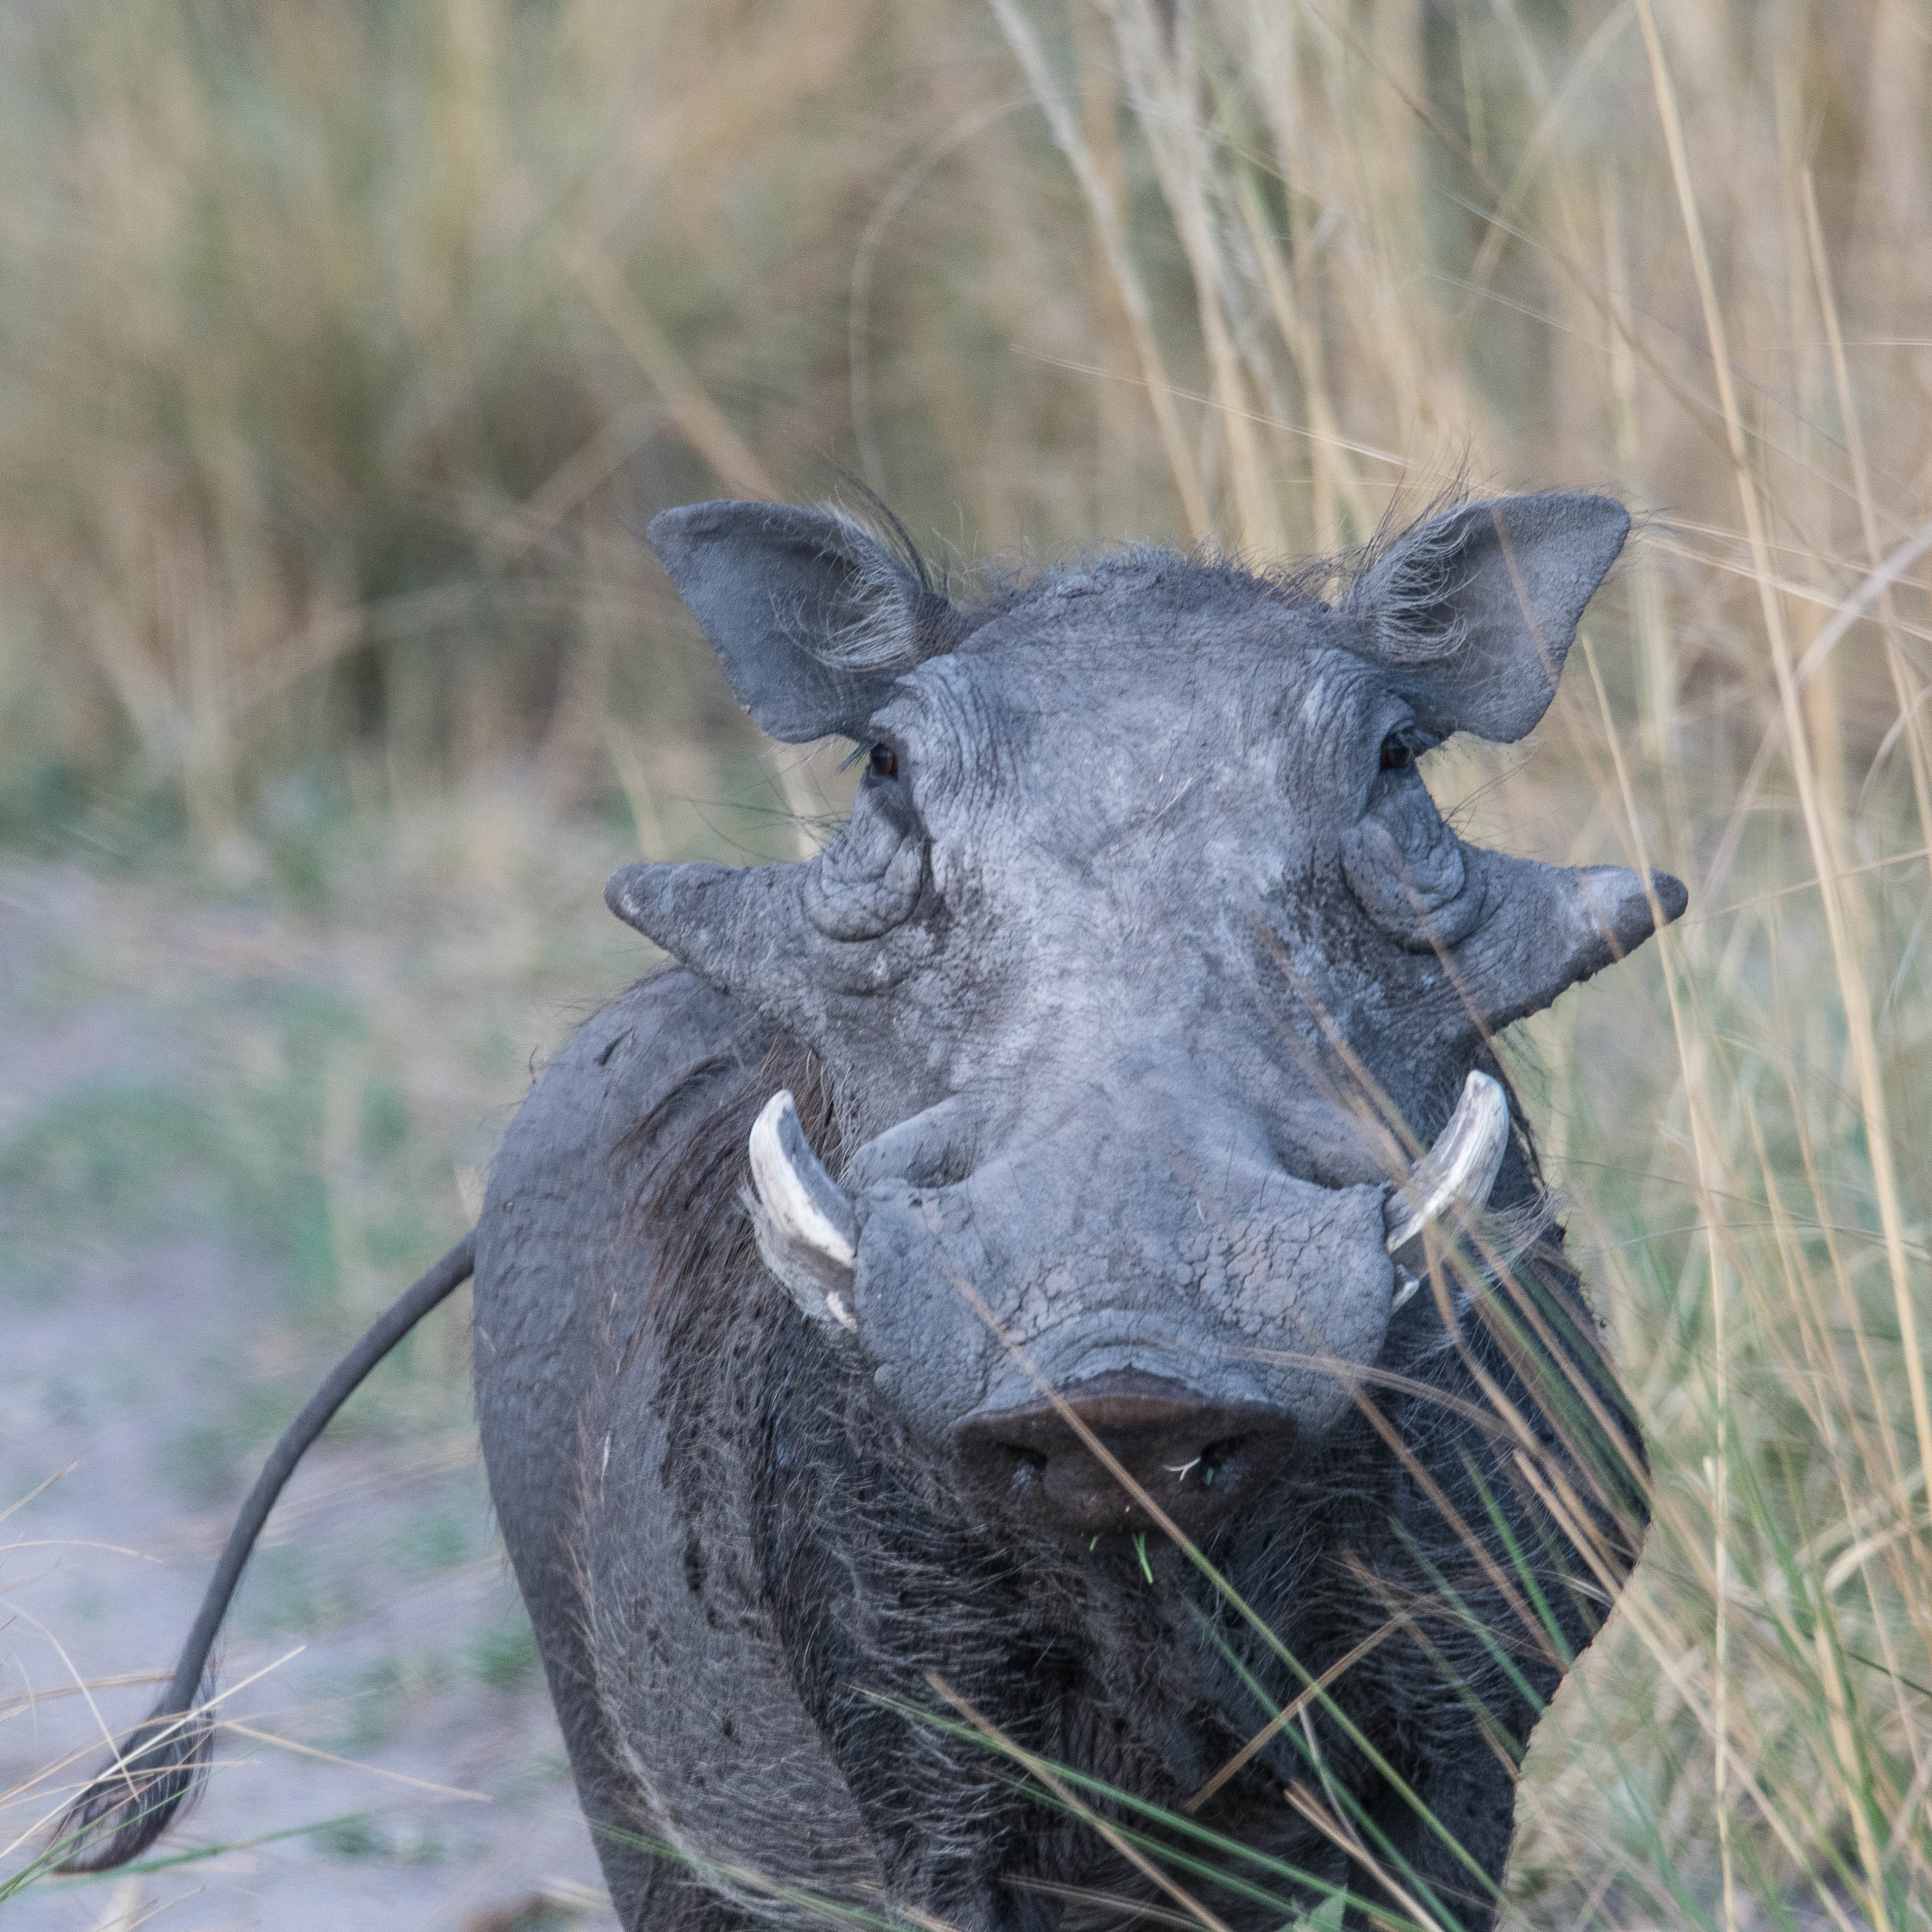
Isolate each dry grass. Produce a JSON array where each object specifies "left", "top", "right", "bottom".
[{"left": 3, "top": 1, "right": 1930, "bottom": 1926}]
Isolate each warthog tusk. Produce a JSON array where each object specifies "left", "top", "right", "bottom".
[
  {"left": 1384, "top": 1071, "right": 1510, "bottom": 1280},
  {"left": 748, "top": 1090, "right": 860, "bottom": 1330}
]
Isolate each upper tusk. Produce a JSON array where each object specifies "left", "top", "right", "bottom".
[
  {"left": 748, "top": 1091, "right": 859, "bottom": 1325},
  {"left": 1384, "top": 1070, "right": 1510, "bottom": 1267}
]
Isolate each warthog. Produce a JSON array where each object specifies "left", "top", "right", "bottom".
[{"left": 62, "top": 492, "right": 1682, "bottom": 1932}]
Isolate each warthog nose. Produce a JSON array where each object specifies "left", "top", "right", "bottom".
[{"left": 954, "top": 1370, "right": 1298, "bottom": 1538}]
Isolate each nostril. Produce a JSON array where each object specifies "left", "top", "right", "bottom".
[
  {"left": 993, "top": 1442, "right": 1049, "bottom": 1498},
  {"left": 1200, "top": 1439, "right": 1241, "bottom": 1489},
  {"left": 1163, "top": 1438, "right": 1242, "bottom": 1489}
]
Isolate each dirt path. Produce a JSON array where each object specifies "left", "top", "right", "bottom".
[{"left": 1, "top": 824, "right": 650, "bottom": 1929}]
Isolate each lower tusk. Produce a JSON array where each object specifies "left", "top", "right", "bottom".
[{"left": 1384, "top": 1070, "right": 1510, "bottom": 1267}]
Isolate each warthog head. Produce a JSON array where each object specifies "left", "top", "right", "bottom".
[{"left": 609, "top": 495, "right": 1683, "bottom": 1540}]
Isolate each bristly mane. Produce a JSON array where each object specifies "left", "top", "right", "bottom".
[
  {"left": 616, "top": 1008, "right": 839, "bottom": 1343},
  {"left": 812, "top": 487, "right": 1500, "bottom": 675}
]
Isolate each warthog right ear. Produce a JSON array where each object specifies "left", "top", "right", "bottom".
[
  {"left": 647, "top": 501, "right": 957, "bottom": 743},
  {"left": 1346, "top": 493, "right": 1630, "bottom": 743}
]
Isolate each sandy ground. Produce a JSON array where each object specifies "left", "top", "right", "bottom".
[{"left": 0, "top": 842, "right": 638, "bottom": 1930}]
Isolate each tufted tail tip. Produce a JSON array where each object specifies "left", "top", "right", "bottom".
[{"left": 52, "top": 1697, "right": 215, "bottom": 1873}]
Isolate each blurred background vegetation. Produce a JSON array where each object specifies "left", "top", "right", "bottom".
[{"left": 3, "top": 0, "right": 1931, "bottom": 1926}]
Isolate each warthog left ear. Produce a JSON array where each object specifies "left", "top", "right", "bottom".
[
  {"left": 1346, "top": 493, "right": 1630, "bottom": 743},
  {"left": 648, "top": 500, "right": 958, "bottom": 743}
]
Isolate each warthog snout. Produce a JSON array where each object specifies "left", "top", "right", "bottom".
[{"left": 954, "top": 1368, "right": 1300, "bottom": 1537}]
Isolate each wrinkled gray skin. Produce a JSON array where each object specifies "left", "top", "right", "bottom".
[{"left": 474, "top": 494, "right": 1684, "bottom": 1932}]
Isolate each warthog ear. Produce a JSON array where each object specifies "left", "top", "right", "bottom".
[
  {"left": 1346, "top": 493, "right": 1630, "bottom": 743},
  {"left": 647, "top": 500, "right": 956, "bottom": 743}
]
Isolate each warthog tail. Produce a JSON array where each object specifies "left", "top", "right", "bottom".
[{"left": 53, "top": 1230, "right": 479, "bottom": 1873}]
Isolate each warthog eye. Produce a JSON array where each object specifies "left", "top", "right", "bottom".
[
  {"left": 1379, "top": 734, "right": 1415, "bottom": 772},
  {"left": 869, "top": 744, "right": 899, "bottom": 780}
]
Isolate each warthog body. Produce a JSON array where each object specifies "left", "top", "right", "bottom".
[
  {"left": 476, "top": 497, "right": 1681, "bottom": 1931},
  {"left": 59, "top": 493, "right": 1680, "bottom": 1932}
]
